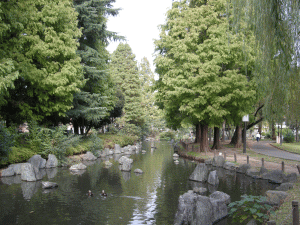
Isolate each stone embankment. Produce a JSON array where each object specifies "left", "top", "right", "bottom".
[{"left": 174, "top": 154, "right": 298, "bottom": 225}]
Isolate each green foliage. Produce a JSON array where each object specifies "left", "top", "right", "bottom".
[
  {"left": 87, "top": 129, "right": 103, "bottom": 155},
  {"left": 107, "top": 124, "right": 119, "bottom": 134},
  {"left": 0, "top": 0, "right": 84, "bottom": 124},
  {"left": 0, "top": 123, "right": 17, "bottom": 158},
  {"left": 119, "top": 123, "right": 142, "bottom": 137},
  {"left": 98, "top": 133, "right": 138, "bottom": 148},
  {"left": 25, "top": 121, "right": 81, "bottom": 162},
  {"left": 7, "top": 147, "right": 35, "bottom": 165},
  {"left": 110, "top": 43, "right": 145, "bottom": 128},
  {"left": 159, "top": 130, "right": 175, "bottom": 141},
  {"left": 228, "top": 195, "right": 274, "bottom": 224},
  {"left": 68, "top": 0, "right": 123, "bottom": 133},
  {"left": 284, "top": 133, "right": 295, "bottom": 143},
  {"left": 154, "top": 0, "right": 256, "bottom": 132}
]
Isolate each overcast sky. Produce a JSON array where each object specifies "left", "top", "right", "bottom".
[{"left": 106, "top": 0, "right": 173, "bottom": 72}]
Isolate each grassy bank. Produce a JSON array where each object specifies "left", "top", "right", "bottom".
[
  {"left": 0, "top": 132, "right": 138, "bottom": 168},
  {"left": 272, "top": 142, "right": 300, "bottom": 154}
]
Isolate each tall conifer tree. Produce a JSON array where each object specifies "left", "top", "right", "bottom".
[
  {"left": 110, "top": 43, "right": 145, "bottom": 134},
  {"left": 154, "top": 0, "right": 256, "bottom": 151},
  {"left": 68, "top": 0, "right": 123, "bottom": 134}
]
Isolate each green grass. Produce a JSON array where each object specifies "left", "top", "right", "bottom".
[
  {"left": 269, "top": 177, "right": 300, "bottom": 224},
  {"left": 272, "top": 142, "right": 300, "bottom": 154}
]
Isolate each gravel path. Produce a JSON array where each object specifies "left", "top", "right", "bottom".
[{"left": 250, "top": 140, "right": 300, "bottom": 161}]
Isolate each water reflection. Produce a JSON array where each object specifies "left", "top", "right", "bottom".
[{"left": 0, "top": 141, "right": 279, "bottom": 225}]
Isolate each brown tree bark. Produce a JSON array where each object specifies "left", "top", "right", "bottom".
[
  {"left": 222, "top": 121, "right": 225, "bottom": 141},
  {"left": 271, "top": 122, "right": 276, "bottom": 140},
  {"left": 195, "top": 123, "right": 201, "bottom": 143},
  {"left": 200, "top": 123, "right": 210, "bottom": 152},
  {"left": 230, "top": 124, "right": 242, "bottom": 148},
  {"left": 211, "top": 127, "right": 221, "bottom": 149}
]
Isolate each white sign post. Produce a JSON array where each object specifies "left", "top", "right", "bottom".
[{"left": 242, "top": 115, "right": 249, "bottom": 153}]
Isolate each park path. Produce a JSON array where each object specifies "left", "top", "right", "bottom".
[{"left": 250, "top": 140, "right": 300, "bottom": 161}]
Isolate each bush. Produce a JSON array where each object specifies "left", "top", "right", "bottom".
[
  {"left": 261, "top": 132, "right": 266, "bottom": 136},
  {"left": 265, "top": 132, "right": 271, "bottom": 139},
  {"left": 107, "top": 124, "right": 119, "bottom": 134},
  {"left": 0, "top": 124, "right": 17, "bottom": 159},
  {"left": 283, "top": 133, "right": 294, "bottom": 143},
  {"left": 228, "top": 195, "right": 274, "bottom": 224},
  {"left": 87, "top": 129, "right": 103, "bottom": 155},
  {"left": 119, "top": 123, "right": 142, "bottom": 137},
  {"left": 159, "top": 130, "right": 175, "bottom": 141}
]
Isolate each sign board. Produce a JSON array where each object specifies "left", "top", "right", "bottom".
[{"left": 242, "top": 114, "right": 249, "bottom": 122}]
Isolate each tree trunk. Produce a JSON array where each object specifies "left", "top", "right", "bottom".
[
  {"left": 209, "top": 128, "right": 212, "bottom": 144},
  {"left": 211, "top": 127, "right": 221, "bottom": 149},
  {"left": 230, "top": 124, "right": 242, "bottom": 148},
  {"left": 296, "top": 120, "right": 299, "bottom": 142},
  {"left": 271, "top": 122, "right": 276, "bottom": 140},
  {"left": 222, "top": 121, "right": 225, "bottom": 141},
  {"left": 195, "top": 123, "right": 201, "bottom": 143},
  {"left": 200, "top": 123, "right": 210, "bottom": 152}
]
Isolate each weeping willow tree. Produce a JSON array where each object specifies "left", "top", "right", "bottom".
[{"left": 231, "top": 0, "right": 300, "bottom": 122}]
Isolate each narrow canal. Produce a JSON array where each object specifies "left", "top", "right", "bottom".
[{"left": 0, "top": 141, "right": 278, "bottom": 224}]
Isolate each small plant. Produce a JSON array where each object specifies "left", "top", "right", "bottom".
[
  {"left": 87, "top": 129, "right": 103, "bottom": 155},
  {"left": 159, "top": 130, "right": 175, "bottom": 141},
  {"left": 228, "top": 195, "right": 274, "bottom": 224}
]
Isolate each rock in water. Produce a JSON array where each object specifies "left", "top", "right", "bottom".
[
  {"left": 45, "top": 154, "right": 58, "bottom": 168},
  {"left": 81, "top": 151, "right": 97, "bottom": 161},
  {"left": 1, "top": 167, "right": 15, "bottom": 177},
  {"left": 69, "top": 163, "right": 87, "bottom": 170},
  {"left": 21, "top": 163, "right": 37, "bottom": 181},
  {"left": 208, "top": 170, "right": 219, "bottom": 185},
  {"left": 134, "top": 169, "right": 143, "bottom": 174},
  {"left": 42, "top": 181, "right": 58, "bottom": 189},
  {"left": 189, "top": 163, "right": 208, "bottom": 182},
  {"left": 28, "top": 155, "right": 46, "bottom": 169}
]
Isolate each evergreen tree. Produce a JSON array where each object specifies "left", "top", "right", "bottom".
[
  {"left": 110, "top": 43, "right": 145, "bottom": 135},
  {"left": 67, "top": 0, "right": 123, "bottom": 134},
  {"left": 154, "top": 0, "right": 256, "bottom": 151},
  {"left": 139, "top": 57, "right": 165, "bottom": 136},
  {"left": 0, "top": 0, "right": 84, "bottom": 125}
]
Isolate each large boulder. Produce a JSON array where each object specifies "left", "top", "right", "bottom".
[
  {"left": 174, "top": 190, "right": 229, "bottom": 225},
  {"left": 223, "top": 162, "right": 236, "bottom": 171},
  {"left": 193, "top": 187, "right": 207, "bottom": 195},
  {"left": 81, "top": 151, "right": 97, "bottom": 161},
  {"left": 209, "top": 191, "right": 231, "bottom": 205},
  {"left": 261, "top": 170, "right": 287, "bottom": 184},
  {"left": 276, "top": 183, "right": 294, "bottom": 191},
  {"left": 69, "top": 163, "right": 87, "bottom": 170},
  {"left": 205, "top": 158, "right": 212, "bottom": 165},
  {"left": 118, "top": 156, "right": 133, "bottom": 165},
  {"left": 246, "top": 168, "right": 260, "bottom": 178},
  {"left": 265, "top": 190, "right": 289, "bottom": 205},
  {"left": 189, "top": 163, "right": 208, "bottom": 182},
  {"left": 259, "top": 166, "right": 269, "bottom": 175},
  {"left": 10, "top": 163, "right": 26, "bottom": 175},
  {"left": 174, "top": 191, "right": 214, "bottom": 225},
  {"left": 45, "top": 154, "right": 58, "bottom": 168},
  {"left": 208, "top": 170, "right": 219, "bottom": 185},
  {"left": 114, "top": 144, "right": 122, "bottom": 154},
  {"left": 236, "top": 164, "right": 251, "bottom": 174},
  {"left": 1, "top": 167, "right": 15, "bottom": 177},
  {"left": 21, "top": 163, "right": 37, "bottom": 182},
  {"left": 286, "top": 173, "right": 297, "bottom": 183},
  {"left": 212, "top": 156, "right": 225, "bottom": 167},
  {"left": 28, "top": 155, "right": 46, "bottom": 169}
]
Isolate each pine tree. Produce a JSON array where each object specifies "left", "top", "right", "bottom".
[
  {"left": 154, "top": 0, "right": 256, "bottom": 151},
  {"left": 0, "top": 0, "right": 84, "bottom": 125},
  {"left": 110, "top": 43, "right": 145, "bottom": 135},
  {"left": 139, "top": 57, "right": 165, "bottom": 135},
  {"left": 67, "top": 0, "right": 123, "bottom": 134}
]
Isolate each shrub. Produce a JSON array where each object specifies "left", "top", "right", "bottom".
[
  {"left": 159, "top": 130, "right": 175, "bottom": 141},
  {"left": 228, "top": 195, "right": 274, "bottom": 224},
  {"left": 283, "top": 133, "right": 294, "bottom": 143},
  {"left": 119, "top": 123, "right": 142, "bottom": 137},
  {"left": 0, "top": 124, "right": 17, "bottom": 159},
  {"left": 87, "top": 129, "right": 103, "bottom": 155},
  {"left": 107, "top": 124, "right": 119, "bottom": 134},
  {"left": 261, "top": 132, "right": 266, "bottom": 136}
]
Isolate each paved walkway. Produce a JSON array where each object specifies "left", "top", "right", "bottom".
[{"left": 250, "top": 140, "right": 300, "bottom": 161}]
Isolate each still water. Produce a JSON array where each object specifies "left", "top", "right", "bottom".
[{"left": 0, "top": 141, "right": 278, "bottom": 225}]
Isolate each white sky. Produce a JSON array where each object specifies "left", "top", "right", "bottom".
[{"left": 106, "top": 0, "right": 173, "bottom": 73}]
